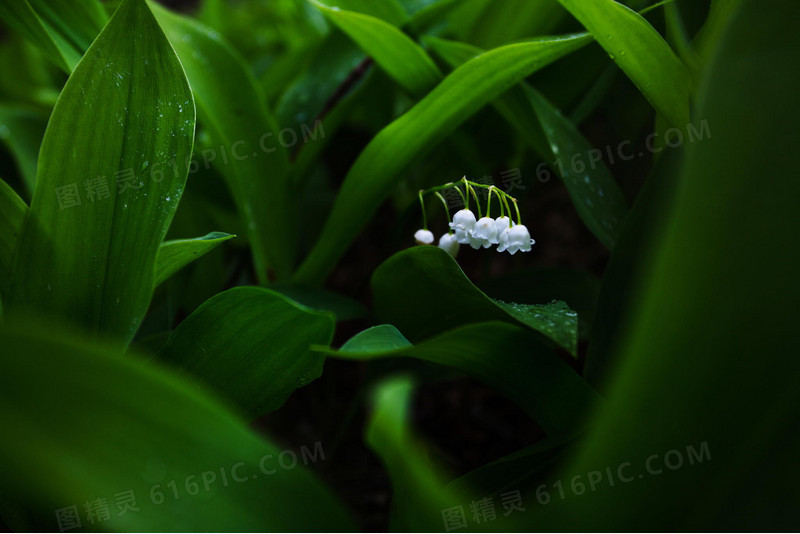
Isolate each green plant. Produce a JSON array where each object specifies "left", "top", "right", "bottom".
[{"left": 0, "top": 0, "right": 798, "bottom": 531}]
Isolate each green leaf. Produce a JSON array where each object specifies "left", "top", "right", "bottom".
[
  {"left": 403, "top": 0, "right": 462, "bottom": 31},
  {"left": 448, "top": 433, "right": 579, "bottom": 498},
  {"left": 311, "top": 1, "right": 442, "bottom": 96},
  {"left": 158, "top": 287, "right": 335, "bottom": 416},
  {"left": 274, "top": 30, "right": 370, "bottom": 179},
  {"left": 664, "top": 2, "right": 700, "bottom": 78},
  {"left": 270, "top": 283, "right": 369, "bottom": 322},
  {"left": 425, "top": 36, "right": 629, "bottom": 249},
  {"left": 275, "top": 31, "right": 366, "bottom": 136},
  {"left": 0, "top": 104, "right": 48, "bottom": 194},
  {"left": 365, "top": 376, "right": 463, "bottom": 531},
  {"left": 694, "top": 0, "right": 741, "bottom": 61},
  {"left": 422, "top": 35, "right": 551, "bottom": 157},
  {"left": 557, "top": 0, "right": 691, "bottom": 127},
  {"left": 524, "top": 85, "right": 628, "bottom": 249},
  {"left": 479, "top": 267, "right": 601, "bottom": 339},
  {"left": 6, "top": 0, "right": 196, "bottom": 344},
  {"left": 466, "top": 0, "right": 568, "bottom": 48},
  {"left": 27, "top": 0, "right": 107, "bottom": 53},
  {"left": 152, "top": 4, "right": 294, "bottom": 283},
  {"left": 494, "top": 300, "right": 578, "bottom": 356},
  {"left": 0, "top": 321, "right": 354, "bottom": 531},
  {"left": 154, "top": 232, "right": 235, "bottom": 288},
  {"left": 0, "top": 0, "right": 81, "bottom": 71},
  {"left": 293, "top": 33, "right": 592, "bottom": 284},
  {"left": 584, "top": 147, "right": 683, "bottom": 387},
  {"left": 325, "top": 321, "right": 598, "bottom": 437},
  {"left": 0, "top": 178, "right": 26, "bottom": 294},
  {"left": 371, "top": 247, "right": 578, "bottom": 355},
  {"left": 531, "top": 2, "right": 800, "bottom": 529},
  {"left": 340, "top": 324, "right": 412, "bottom": 352},
  {"left": 313, "top": 0, "right": 409, "bottom": 26}
]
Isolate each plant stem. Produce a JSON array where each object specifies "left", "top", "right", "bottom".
[
  {"left": 418, "top": 190, "right": 428, "bottom": 230},
  {"left": 434, "top": 192, "right": 451, "bottom": 222},
  {"left": 463, "top": 177, "right": 482, "bottom": 218}
]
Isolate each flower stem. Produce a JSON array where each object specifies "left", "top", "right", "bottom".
[
  {"left": 512, "top": 198, "right": 522, "bottom": 225},
  {"left": 434, "top": 191, "right": 451, "bottom": 222},
  {"left": 501, "top": 194, "right": 513, "bottom": 226},
  {"left": 418, "top": 190, "right": 428, "bottom": 230},
  {"left": 463, "top": 177, "right": 482, "bottom": 218}
]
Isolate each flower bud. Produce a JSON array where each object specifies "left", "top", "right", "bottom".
[
  {"left": 438, "top": 233, "right": 460, "bottom": 258},
  {"left": 414, "top": 229, "right": 434, "bottom": 245}
]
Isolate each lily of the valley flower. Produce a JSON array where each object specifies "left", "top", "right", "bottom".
[
  {"left": 493, "top": 216, "right": 512, "bottom": 243},
  {"left": 413, "top": 179, "right": 535, "bottom": 256},
  {"left": 438, "top": 233, "right": 460, "bottom": 257},
  {"left": 497, "top": 224, "right": 535, "bottom": 255},
  {"left": 449, "top": 209, "right": 477, "bottom": 244},
  {"left": 469, "top": 217, "right": 498, "bottom": 249},
  {"left": 414, "top": 229, "right": 434, "bottom": 245}
]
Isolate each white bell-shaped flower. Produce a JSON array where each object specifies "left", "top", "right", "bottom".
[
  {"left": 438, "top": 233, "right": 459, "bottom": 258},
  {"left": 497, "top": 224, "right": 534, "bottom": 255},
  {"left": 449, "top": 209, "right": 477, "bottom": 244},
  {"left": 493, "top": 216, "right": 512, "bottom": 243},
  {"left": 414, "top": 229, "right": 434, "bottom": 245},
  {"left": 469, "top": 217, "right": 498, "bottom": 249}
]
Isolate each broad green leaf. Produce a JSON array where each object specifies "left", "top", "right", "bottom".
[
  {"left": 313, "top": 0, "right": 409, "bottom": 26},
  {"left": 584, "top": 147, "right": 683, "bottom": 388},
  {"left": 293, "top": 33, "right": 592, "bottom": 284},
  {"left": 6, "top": 0, "right": 195, "bottom": 344},
  {"left": 425, "top": 36, "right": 628, "bottom": 249},
  {"left": 397, "top": 0, "right": 453, "bottom": 18},
  {"left": 422, "top": 35, "right": 551, "bottom": 156},
  {"left": 568, "top": 62, "right": 617, "bottom": 124},
  {"left": 664, "top": 2, "right": 700, "bottom": 78},
  {"left": 311, "top": 1, "right": 442, "bottom": 96},
  {"left": 0, "top": 0, "right": 80, "bottom": 71},
  {"left": 158, "top": 287, "right": 335, "bottom": 415},
  {"left": 479, "top": 267, "right": 601, "bottom": 339},
  {"left": 449, "top": 434, "right": 579, "bottom": 499},
  {"left": 27, "top": 0, "right": 106, "bottom": 53},
  {"left": 557, "top": 0, "right": 691, "bottom": 127},
  {"left": 0, "top": 104, "right": 48, "bottom": 194},
  {"left": 0, "top": 32, "right": 60, "bottom": 108},
  {"left": 403, "top": 0, "right": 462, "bottom": 31},
  {"left": 275, "top": 30, "right": 371, "bottom": 179},
  {"left": 276, "top": 31, "right": 366, "bottom": 136},
  {"left": 694, "top": 0, "right": 741, "bottom": 61},
  {"left": 340, "top": 324, "right": 412, "bottom": 352},
  {"left": 153, "top": 4, "right": 294, "bottom": 283},
  {"left": 365, "top": 376, "right": 463, "bottom": 531},
  {"left": 371, "top": 247, "right": 578, "bottom": 355},
  {"left": 525, "top": 85, "right": 628, "bottom": 249},
  {"left": 325, "top": 321, "right": 599, "bottom": 438},
  {"left": 466, "top": 0, "right": 568, "bottom": 48},
  {"left": 0, "top": 321, "right": 354, "bottom": 531},
  {"left": 0, "top": 178, "right": 26, "bottom": 293},
  {"left": 154, "top": 232, "right": 235, "bottom": 288},
  {"left": 530, "top": 1, "right": 800, "bottom": 529},
  {"left": 270, "top": 283, "right": 369, "bottom": 322}
]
